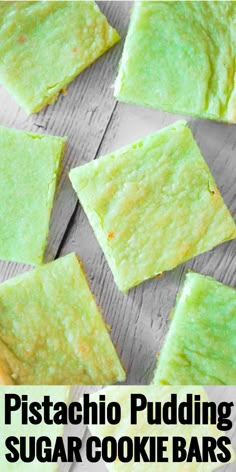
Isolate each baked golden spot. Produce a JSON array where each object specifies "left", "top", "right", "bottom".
[
  {"left": 108, "top": 232, "right": 115, "bottom": 239},
  {"left": 17, "top": 35, "right": 27, "bottom": 44}
]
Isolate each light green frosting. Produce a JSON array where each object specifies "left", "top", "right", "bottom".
[{"left": 115, "top": 1, "right": 236, "bottom": 122}]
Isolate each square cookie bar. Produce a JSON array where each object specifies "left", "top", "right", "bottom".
[
  {"left": 0, "top": 386, "right": 70, "bottom": 472},
  {"left": 70, "top": 121, "right": 236, "bottom": 291},
  {"left": 0, "top": 126, "right": 66, "bottom": 265},
  {"left": 153, "top": 272, "right": 236, "bottom": 385},
  {"left": 114, "top": 1, "right": 236, "bottom": 122},
  {"left": 0, "top": 253, "right": 125, "bottom": 385},
  {"left": 89, "top": 386, "right": 235, "bottom": 471},
  {"left": 0, "top": 1, "right": 119, "bottom": 113}
]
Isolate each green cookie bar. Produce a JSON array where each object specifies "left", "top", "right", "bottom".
[
  {"left": 69, "top": 121, "right": 236, "bottom": 292},
  {"left": 0, "top": 386, "right": 70, "bottom": 472},
  {"left": 0, "top": 126, "right": 66, "bottom": 265},
  {"left": 0, "top": 253, "right": 125, "bottom": 385},
  {"left": 0, "top": 1, "right": 119, "bottom": 113},
  {"left": 153, "top": 272, "right": 236, "bottom": 385},
  {"left": 115, "top": 1, "right": 236, "bottom": 123},
  {"left": 89, "top": 386, "right": 235, "bottom": 471}
]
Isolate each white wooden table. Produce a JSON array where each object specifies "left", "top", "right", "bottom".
[{"left": 0, "top": 3, "right": 236, "bottom": 469}]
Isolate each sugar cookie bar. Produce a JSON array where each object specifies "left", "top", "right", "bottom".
[
  {"left": 0, "top": 253, "right": 125, "bottom": 385},
  {"left": 70, "top": 121, "right": 236, "bottom": 291},
  {"left": 0, "top": 126, "right": 66, "bottom": 265},
  {"left": 115, "top": 1, "right": 236, "bottom": 122},
  {"left": 0, "top": 2, "right": 119, "bottom": 113},
  {"left": 153, "top": 272, "right": 236, "bottom": 385}
]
